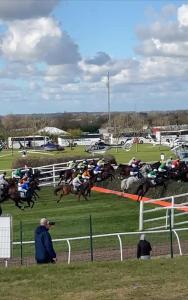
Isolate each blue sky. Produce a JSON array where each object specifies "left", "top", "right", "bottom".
[
  {"left": 54, "top": 0, "right": 187, "bottom": 57},
  {"left": 0, "top": 0, "right": 188, "bottom": 114}
]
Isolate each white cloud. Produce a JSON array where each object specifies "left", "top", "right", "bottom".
[
  {"left": 136, "top": 5, "right": 188, "bottom": 58},
  {"left": 178, "top": 4, "right": 188, "bottom": 27},
  {"left": 0, "top": 0, "right": 59, "bottom": 20},
  {"left": 0, "top": 17, "right": 81, "bottom": 65},
  {"left": 0, "top": 2, "right": 188, "bottom": 113}
]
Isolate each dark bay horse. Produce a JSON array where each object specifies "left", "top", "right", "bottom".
[
  {"left": 167, "top": 162, "right": 188, "bottom": 182},
  {"left": 54, "top": 180, "right": 93, "bottom": 203},
  {"left": 136, "top": 176, "right": 167, "bottom": 201},
  {"left": 116, "top": 164, "right": 132, "bottom": 179},
  {"left": 93, "top": 163, "right": 115, "bottom": 183},
  {"left": 4, "top": 178, "right": 40, "bottom": 210},
  {"left": 58, "top": 169, "right": 77, "bottom": 184}
]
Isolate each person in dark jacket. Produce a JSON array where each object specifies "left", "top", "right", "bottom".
[
  {"left": 137, "top": 234, "right": 152, "bottom": 260},
  {"left": 35, "top": 218, "right": 57, "bottom": 264}
]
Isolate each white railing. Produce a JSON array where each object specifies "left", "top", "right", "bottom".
[
  {"left": 139, "top": 193, "right": 188, "bottom": 231},
  {"left": 12, "top": 228, "right": 188, "bottom": 264},
  {"left": 11, "top": 158, "right": 100, "bottom": 187}
]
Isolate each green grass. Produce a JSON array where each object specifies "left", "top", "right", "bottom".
[
  {"left": 1, "top": 144, "right": 187, "bottom": 257},
  {"left": 2, "top": 186, "right": 187, "bottom": 260},
  {"left": 2, "top": 188, "right": 141, "bottom": 257},
  {"left": 1, "top": 257, "right": 188, "bottom": 300},
  {"left": 0, "top": 143, "right": 175, "bottom": 170}
]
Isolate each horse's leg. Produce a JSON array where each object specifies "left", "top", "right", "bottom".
[
  {"left": 110, "top": 174, "right": 115, "bottom": 182},
  {"left": 57, "top": 191, "right": 64, "bottom": 203},
  {"left": 15, "top": 199, "right": 24, "bottom": 210},
  {"left": 0, "top": 205, "right": 2, "bottom": 216},
  {"left": 82, "top": 191, "right": 88, "bottom": 201},
  {"left": 77, "top": 191, "right": 81, "bottom": 201},
  {"left": 34, "top": 191, "right": 39, "bottom": 199},
  {"left": 30, "top": 198, "right": 35, "bottom": 208}
]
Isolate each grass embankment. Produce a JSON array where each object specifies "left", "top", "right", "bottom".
[{"left": 1, "top": 257, "right": 188, "bottom": 300}]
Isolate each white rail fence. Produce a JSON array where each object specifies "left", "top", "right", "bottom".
[
  {"left": 12, "top": 228, "right": 188, "bottom": 265},
  {"left": 10, "top": 158, "right": 100, "bottom": 187},
  {"left": 139, "top": 193, "right": 188, "bottom": 231}
]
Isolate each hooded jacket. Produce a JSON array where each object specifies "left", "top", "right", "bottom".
[
  {"left": 137, "top": 239, "right": 152, "bottom": 258},
  {"left": 35, "top": 225, "right": 56, "bottom": 263}
]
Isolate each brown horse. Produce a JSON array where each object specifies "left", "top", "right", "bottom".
[
  {"left": 54, "top": 180, "right": 93, "bottom": 203},
  {"left": 2, "top": 178, "right": 40, "bottom": 210}
]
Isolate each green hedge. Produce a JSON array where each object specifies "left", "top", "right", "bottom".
[{"left": 12, "top": 154, "right": 117, "bottom": 168}]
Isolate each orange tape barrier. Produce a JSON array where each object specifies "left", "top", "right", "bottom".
[{"left": 92, "top": 186, "right": 188, "bottom": 212}]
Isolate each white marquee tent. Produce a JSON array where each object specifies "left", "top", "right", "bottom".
[{"left": 38, "top": 127, "right": 69, "bottom": 136}]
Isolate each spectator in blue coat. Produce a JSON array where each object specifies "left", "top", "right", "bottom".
[{"left": 34, "top": 218, "right": 57, "bottom": 264}]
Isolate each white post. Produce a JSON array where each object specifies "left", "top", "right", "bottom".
[
  {"left": 171, "top": 196, "right": 175, "bottom": 228},
  {"left": 117, "top": 234, "right": 123, "bottom": 262},
  {"left": 165, "top": 208, "right": 169, "bottom": 229},
  {"left": 53, "top": 165, "right": 56, "bottom": 187},
  {"left": 5, "top": 260, "right": 8, "bottom": 268},
  {"left": 67, "top": 240, "right": 71, "bottom": 264},
  {"left": 139, "top": 200, "right": 144, "bottom": 231}
]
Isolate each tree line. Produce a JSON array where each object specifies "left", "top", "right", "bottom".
[{"left": 0, "top": 110, "right": 188, "bottom": 140}]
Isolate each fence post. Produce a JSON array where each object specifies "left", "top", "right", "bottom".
[
  {"left": 20, "top": 221, "right": 23, "bottom": 265},
  {"left": 168, "top": 210, "right": 173, "bottom": 259},
  {"left": 171, "top": 196, "right": 175, "bottom": 228},
  {"left": 139, "top": 200, "right": 144, "bottom": 231},
  {"left": 89, "top": 215, "right": 94, "bottom": 262},
  {"left": 53, "top": 165, "right": 56, "bottom": 187}
]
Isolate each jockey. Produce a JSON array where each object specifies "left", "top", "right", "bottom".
[
  {"left": 0, "top": 172, "right": 8, "bottom": 187},
  {"left": 166, "top": 157, "right": 173, "bottom": 169},
  {"left": 97, "top": 158, "right": 105, "bottom": 167},
  {"left": 88, "top": 159, "right": 96, "bottom": 169},
  {"left": 68, "top": 160, "right": 76, "bottom": 169},
  {"left": 18, "top": 178, "right": 29, "bottom": 194},
  {"left": 13, "top": 168, "right": 22, "bottom": 179},
  {"left": 82, "top": 160, "right": 88, "bottom": 167},
  {"left": 128, "top": 157, "right": 136, "bottom": 166},
  {"left": 130, "top": 165, "right": 139, "bottom": 177},
  {"left": 77, "top": 161, "right": 85, "bottom": 170},
  {"left": 147, "top": 169, "right": 158, "bottom": 185},
  {"left": 135, "top": 159, "right": 141, "bottom": 167},
  {"left": 172, "top": 159, "right": 180, "bottom": 169},
  {"left": 158, "top": 162, "right": 167, "bottom": 173},
  {"left": 72, "top": 174, "right": 83, "bottom": 191},
  {"left": 0, "top": 172, "right": 9, "bottom": 199},
  {"left": 82, "top": 168, "right": 91, "bottom": 180},
  {"left": 93, "top": 165, "right": 102, "bottom": 175}
]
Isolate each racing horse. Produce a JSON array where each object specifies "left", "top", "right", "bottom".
[
  {"left": 58, "top": 168, "right": 77, "bottom": 184},
  {"left": 93, "top": 163, "right": 115, "bottom": 183},
  {"left": 120, "top": 164, "right": 152, "bottom": 192},
  {"left": 54, "top": 179, "right": 93, "bottom": 203},
  {"left": 166, "top": 161, "right": 188, "bottom": 182},
  {"left": 116, "top": 164, "right": 132, "bottom": 179},
  {"left": 136, "top": 176, "right": 167, "bottom": 201},
  {"left": 4, "top": 178, "right": 40, "bottom": 210}
]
